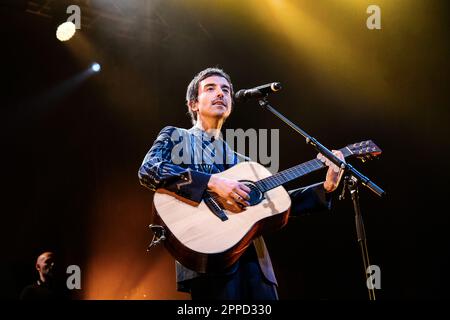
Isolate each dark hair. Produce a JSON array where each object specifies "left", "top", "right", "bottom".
[{"left": 185, "top": 67, "right": 234, "bottom": 124}]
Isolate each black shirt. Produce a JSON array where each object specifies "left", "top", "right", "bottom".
[{"left": 20, "top": 280, "right": 68, "bottom": 300}]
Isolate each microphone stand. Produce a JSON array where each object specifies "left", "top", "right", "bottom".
[
  {"left": 258, "top": 97, "right": 385, "bottom": 300},
  {"left": 339, "top": 175, "right": 377, "bottom": 300}
]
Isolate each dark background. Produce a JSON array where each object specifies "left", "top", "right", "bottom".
[{"left": 1, "top": 0, "right": 449, "bottom": 299}]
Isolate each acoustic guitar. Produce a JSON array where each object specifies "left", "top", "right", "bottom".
[{"left": 152, "top": 140, "right": 381, "bottom": 273}]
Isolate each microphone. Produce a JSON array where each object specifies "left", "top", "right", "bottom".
[{"left": 234, "top": 82, "right": 282, "bottom": 102}]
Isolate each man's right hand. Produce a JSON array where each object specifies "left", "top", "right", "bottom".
[{"left": 207, "top": 175, "right": 251, "bottom": 211}]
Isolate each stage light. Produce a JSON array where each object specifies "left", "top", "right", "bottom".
[
  {"left": 91, "top": 63, "right": 101, "bottom": 72},
  {"left": 56, "top": 21, "right": 76, "bottom": 41}
]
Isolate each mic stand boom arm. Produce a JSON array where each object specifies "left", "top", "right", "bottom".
[
  {"left": 258, "top": 97, "right": 385, "bottom": 197},
  {"left": 258, "top": 97, "right": 385, "bottom": 300}
]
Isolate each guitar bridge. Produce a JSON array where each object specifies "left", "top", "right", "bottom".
[{"left": 204, "top": 192, "right": 228, "bottom": 221}]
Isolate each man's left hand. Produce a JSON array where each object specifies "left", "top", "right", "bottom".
[{"left": 317, "top": 150, "right": 346, "bottom": 193}]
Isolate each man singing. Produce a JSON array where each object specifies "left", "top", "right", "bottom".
[{"left": 138, "top": 67, "right": 344, "bottom": 300}]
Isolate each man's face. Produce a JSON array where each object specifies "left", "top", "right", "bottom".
[
  {"left": 36, "top": 252, "right": 55, "bottom": 279},
  {"left": 192, "top": 75, "right": 232, "bottom": 123}
]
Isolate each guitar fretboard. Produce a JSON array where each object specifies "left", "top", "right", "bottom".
[{"left": 254, "top": 147, "right": 351, "bottom": 193}]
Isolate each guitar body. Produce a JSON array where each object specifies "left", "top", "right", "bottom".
[{"left": 153, "top": 161, "right": 292, "bottom": 273}]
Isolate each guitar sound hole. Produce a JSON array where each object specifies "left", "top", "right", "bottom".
[{"left": 239, "top": 180, "right": 264, "bottom": 206}]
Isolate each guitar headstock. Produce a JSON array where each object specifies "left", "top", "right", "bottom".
[{"left": 345, "top": 140, "right": 382, "bottom": 162}]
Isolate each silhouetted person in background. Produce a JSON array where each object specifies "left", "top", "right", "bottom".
[{"left": 20, "top": 251, "right": 68, "bottom": 300}]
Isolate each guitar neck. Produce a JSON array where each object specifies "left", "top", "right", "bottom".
[{"left": 254, "top": 147, "right": 352, "bottom": 193}]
